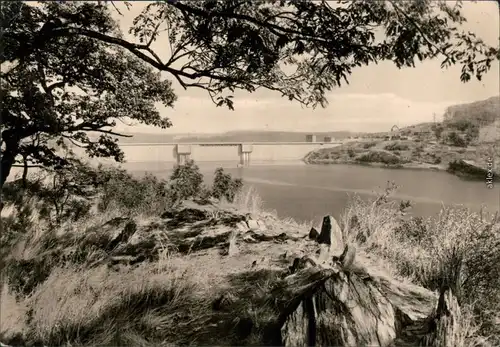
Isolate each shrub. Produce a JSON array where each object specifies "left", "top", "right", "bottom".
[
  {"left": 394, "top": 216, "right": 428, "bottom": 243},
  {"left": 97, "top": 166, "right": 169, "bottom": 214},
  {"left": 356, "top": 151, "right": 401, "bottom": 165},
  {"left": 167, "top": 160, "right": 204, "bottom": 206},
  {"left": 362, "top": 142, "right": 377, "bottom": 149},
  {"left": 211, "top": 168, "right": 243, "bottom": 203},
  {"left": 446, "top": 160, "right": 495, "bottom": 181},
  {"left": 447, "top": 131, "right": 467, "bottom": 147},
  {"left": 384, "top": 142, "right": 410, "bottom": 151},
  {"left": 347, "top": 148, "right": 356, "bottom": 158},
  {"left": 431, "top": 124, "right": 444, "bottom": 140},
  {"left": 2, "top": 164, "right": 96, "bottom": 227}
]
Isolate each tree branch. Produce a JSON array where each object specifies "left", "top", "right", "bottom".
[{"left": 389, "top": 1, "right": 450, "bottom": 58}]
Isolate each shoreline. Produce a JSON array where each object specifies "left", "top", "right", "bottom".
[{"left": 304, "top": 159, "right": 497, "bottom": 182}]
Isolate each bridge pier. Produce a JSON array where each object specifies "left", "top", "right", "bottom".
[
  {"left": 240, "top": 144, "right": 253, "bottom": 166},
  {"left": 241, "top": 152, "right": 251, "bottom": 166},
  {"left": 176, "top": 144, "right": 192, "bottom": 165}
]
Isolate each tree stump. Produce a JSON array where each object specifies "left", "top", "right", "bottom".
[{"left": 274, "top": 215, "right": 441, "bottom": 347}]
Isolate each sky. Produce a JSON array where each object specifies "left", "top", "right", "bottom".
[{"left": 111, "top": 1, "right": 500, "bottom": 135}]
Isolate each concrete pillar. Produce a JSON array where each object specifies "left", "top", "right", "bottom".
[
  {"left": 176, "top": 144, "right": 191, "bottom": 165},
  {"left": 240, "top": 144, "right": 253, "bottom": 167},
  {"left": 242, "top": 152, "right": 251, "bottom": 166}
]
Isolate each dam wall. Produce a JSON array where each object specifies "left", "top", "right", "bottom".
[{"left": 119, "top": 142, "right": 340, "bottom": 166}]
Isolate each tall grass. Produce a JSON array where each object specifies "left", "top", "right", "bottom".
[
  {"left": 230, "top": 185, "right": 264, "bottom": 215},
  {"left": 0, "top": 249, "right": 204, "bottom": 346}
]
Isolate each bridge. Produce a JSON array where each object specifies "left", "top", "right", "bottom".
[{"left": 119, "top": 141, "right": 342, "bottom": 166}]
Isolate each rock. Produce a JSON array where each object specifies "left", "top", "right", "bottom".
[
  {"left": 257, "top": 220, "right": 267, "bottom": 231},
  {"left": 106, "top": 219, "right": 137, "bottom": 251},
  {"left": 164, "top": 208, "right": 208, "bottom": 228},
  {"left": 308, "top": 227, "right": 319, "bottom": 240},
  {"left": 247, "top": 219, "right": 260, "bottom": 230},
  {"left": 338, "top": 244, "right": 356, "bottom": 269},
  {"left": 236, "top": 221, "right": 249, "bottom": 232},
  {"left": 317, "top": 215, "right": 344, "bottom": 253},
  {"left": 242, "top": 235, "right": 258, "bottom": 243}
]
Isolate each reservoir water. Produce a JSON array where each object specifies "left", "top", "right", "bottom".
[{"left": 123, "top": 160, "right": 500, "bottom": 223}]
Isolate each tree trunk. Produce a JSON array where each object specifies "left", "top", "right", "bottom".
[
  {"left": 1, "top": 133, "right": 20, "bottom": 190},
  {"left": 21, "top": 155, "right": 29, "bottom": 189},
  {"left": 1, "top": 148, "right": 17, "bottom": 189}
]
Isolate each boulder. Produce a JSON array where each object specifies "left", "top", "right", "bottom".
[
  {"left": 317, "top": 215, "right": 344, "bottom": 254},
  {"left": 257, "top": 220, "right": 268, "bottom": 231},
  {"left": 236, "top": 221, "right": 249, "bottom": 233},
  {"left": 247, "top": 219, "right": 260, "bottom": 231},
  {"left": 105, "top": 219, "right": 137, "bottom": 251},
  {"left": 308, "top": 227, "right": 319, "bottom": 240}
]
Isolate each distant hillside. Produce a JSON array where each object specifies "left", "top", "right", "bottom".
[
  {"left": 306, "top": 95, "right": 499, "bottom": 181},
  {"left": 116, "top": 130, "right": 362, "bottom": 144},
  {"left": 443, "top": 95, "right": 499, "bottom": 125},
  {"left": 117, "top": 133, "right": 179, "bottom": 144}
]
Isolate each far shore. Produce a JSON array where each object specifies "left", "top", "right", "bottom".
[
  {"left": 305, "top": 159, "right": 446, "bottom": 171},
  {"left": 303, "top": 158, "right": 498, "bottom": 182}
]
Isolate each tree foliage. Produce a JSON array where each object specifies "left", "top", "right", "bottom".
[
  {"left": 212, "top": 167, "right": 243, "bottom": 202},
  {"left": 1, "top": 1, "right": 176, "bottom": 187},
  {"left": 1, "top": 0, "right": 499, "bottom": 186},
  {"left": 167, "top": 160, "right": 204, "bottom": 204}
]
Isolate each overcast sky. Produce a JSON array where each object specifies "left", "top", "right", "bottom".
[{"left": 111, "top": 1, "right": 499, "bottom": 134}]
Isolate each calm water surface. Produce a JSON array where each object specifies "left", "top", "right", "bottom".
[{"left": 123, "top": 161, "right": 500, "bottom": 223}]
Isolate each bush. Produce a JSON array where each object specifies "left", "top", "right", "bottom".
[
  {"left": 347, "top": 148, "right": 356, "bottom": 158},
  {"left": 2, "top": 164, "right": 97, "bottom": 227},
  {"left": 211, "top": 168, "right": 243, "bottom": 203},
  {"left": 384, "top": 142, "right": 410, "bottom": 151},
  {"left": 167, "top": 160, "right": 204, "bottom": 206},
  {"left": 447, "top": 131, "right": 467, "bottom": 147},
  {"left": 431, "top": 124, "right": 444, "bottom": 140},
  {"left": 97, "top": 166, "right": 169, "bottom": 213},
  {"left": 362, "top": 142, "right": 377, "bottom": 149},
  {"left": 356, "top": 151, "right": 401, "bottom": 165}
]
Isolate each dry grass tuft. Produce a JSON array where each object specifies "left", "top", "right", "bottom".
[
  {"left": 5, "top": 258, "right": 203, "bottom": 346},
  {"left": 230, "top": 186, "right": 264, "bottom": 215}
]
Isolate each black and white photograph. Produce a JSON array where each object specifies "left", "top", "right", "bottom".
[{"left": 1, "top": 1, "right": 499, "bottom": 346}]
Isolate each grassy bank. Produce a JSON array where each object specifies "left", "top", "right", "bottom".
[
  {"left": 1, "top": 164, "right": 499, "bottom": 346},
  {"left": 305, "top": 139, "right": 499, "bottom": 181}
]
